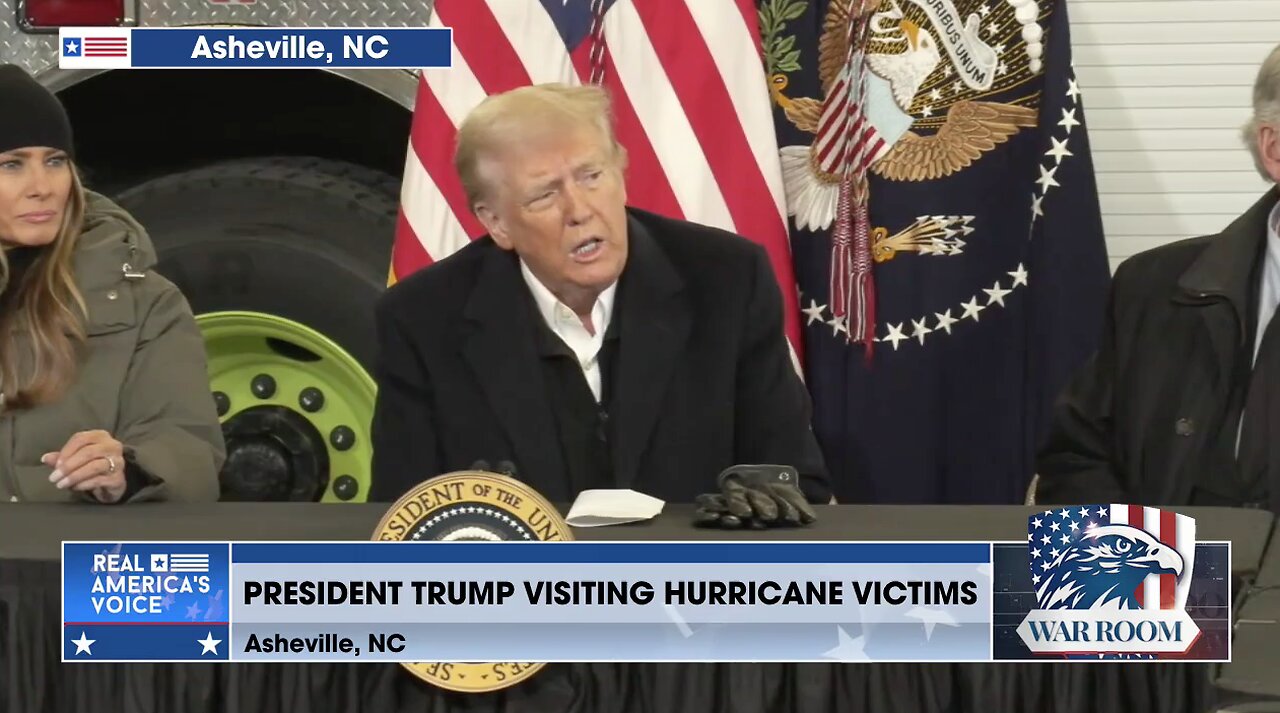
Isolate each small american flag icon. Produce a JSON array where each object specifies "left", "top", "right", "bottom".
[
  {"left": 64, "top": 36, "right": 128, "bottom": 58},
  {"left": 169, "top": 554, "right": 210, "bottom": 573}
]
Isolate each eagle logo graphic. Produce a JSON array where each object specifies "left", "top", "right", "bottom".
[
  {"left": 1016, "top": 505, "right": 1206, "bottom": 658},
  {"left": 1026, "top": 506, "right": 1196, "bottom": 613},
  {"left": 1034, "top": 525, "right": 1184, "bottom": 611}
]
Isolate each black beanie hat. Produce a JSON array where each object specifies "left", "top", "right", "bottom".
[{"left": 0, "top": 64, "right": 74, "bottom": 157}]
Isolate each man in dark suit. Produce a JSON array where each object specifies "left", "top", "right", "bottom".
[
  {"left": 369, "top": 83, "right": 830, "bottom": 508},
  {"left": 1036, "top": 44, "right": 1280, "bottom": 511}
]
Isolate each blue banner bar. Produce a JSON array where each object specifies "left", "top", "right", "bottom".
[
  {"left": 63, "top": 624, "right": 230, "bottom": 662},
  {"left": 130, "top": 28, "right": 451, "bottom": 68},
  {"left": 231, "top": 542, "right": 991, "bottom": 564}
]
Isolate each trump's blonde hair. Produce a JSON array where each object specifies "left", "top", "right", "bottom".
[{"left": 454, "top": 83, "right": 628, "bottom": 209}]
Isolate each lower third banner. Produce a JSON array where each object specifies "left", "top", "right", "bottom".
[
  {"left": 63, "top": 541, "right": 992, "bottom": 663},
  {"left": 62, "top": 512, "right": 1229, "bottom": 665}
]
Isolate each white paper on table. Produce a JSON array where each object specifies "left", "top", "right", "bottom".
[{"left": 565, "top": 489, "right": 665, "bottom": 527}]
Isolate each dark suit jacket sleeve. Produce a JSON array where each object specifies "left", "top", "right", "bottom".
[
  {"left": 1035, "top": 263, "right": 1130, "bottom": 505},
  {"left": 734, "top": 247, "right": 833, "bottom": 503},
  {"left": 369, "top": 294, "right": 441, "bottom": 502}
]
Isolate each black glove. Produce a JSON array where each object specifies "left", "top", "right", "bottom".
[{"left": 693, "top": 465, "right": 818, "bottom": 529}]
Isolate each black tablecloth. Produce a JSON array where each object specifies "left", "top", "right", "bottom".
[{"left": 2, "top": 502, "right": 1278, "bottom": 713}]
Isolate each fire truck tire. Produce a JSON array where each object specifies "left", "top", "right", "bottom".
[
  {"left": 113, "top": 157, "right": 398, "bottom": 503},
  {"left": 113, "top": 156, "right": 398, "bottom": 369}
]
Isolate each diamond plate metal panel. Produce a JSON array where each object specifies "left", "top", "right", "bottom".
[{"left": 3, "top": 0, "right": 433, "bottom": 82}]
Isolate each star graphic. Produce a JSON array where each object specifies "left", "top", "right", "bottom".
[
  {"left": 1058, "top": 107, "right": 1081, "bottom": 133},
  {"left": 985, "top": 21, "right": 1000, "bottom": 36},
  {"left": 198, "top": 632, "right": 222, "bottom": 655},
  {"left": 1060, "top": 533, "right": 1072, "bottom": 545},
  {"left": 910, "top": 318, "right": 932, "bottom": 345},
  {"left": 1035, "top": 164, "right": 1060, "bottom": 193},
  {"left": 993, "top": 42, "right": 1006, "bottom": 55},
  {"left": 803, "top": 299, "right": 827, "bottom": 325},
  {"left": 1050, "top": 547, "right": 1061, "bottom": 559},
  {"left": 921, "top": 105, "right": 934, "bottom": 118},
  {"left": 984, "top": 281, "right": 1013, "bottom": 307},
  {"left": 1040, "top": 560, "right": 1052, "bottom": 571},
  {"left": 1066, "top": 78, "right": 1082, "bottom": 101},
  {"left": 934, "top": 309, "right": 958, "bottom": 334},
  {"left": 1070, "top": 520, "right": 1080, "bottom": 532},
  {"left": 72, "top": 631, "right": 95, "bottom": 655},
  {"left": 1031, "top": 517, "right": 1043, "bottom": 529},
  {"left": 1041, "top": 534, "right": 1051, "bottom": 545},
  {"left": 960, "top": 297, "right": 985, "bottom": 322},
  {"left": 1049, "top": 520, "right": 1061, "bottom": 532},
  {"left": 1032, "top": 573, "right": 1041, "bottom": 585},
  {"left": 882, "top": 322, "right": 909, "bottom": 350},
  {"left": 1078, "top": 507, "right": 1091, "bottom": 518},
  {"left": 1059, "top": 508, "right": 1071, "bottom": 519},
  {"left": 1031, "top": 193, "right": 1045, "bottom": 218},
  {"left": 65, "top": 40, "right": 80, "bottom": 54},
  {"left": 996, "top": 62, "right": 1009, "bottom": 76},
  {"left": 186, "top": 602, "right": 203, "bottom": 620},
  {"left": 1008, "top": 264, "right": 1029, "bottom": 287},
  {"left": 823, "top": 626, "right": 870, "bottom": 661},
  {"left": 1098, "top": 507, "right": 1109, "bottom": 517},
  {"left": 1031, "top": 547, "right": 1042, "bottom": 560},
  {"left": 979, "top": 4, "right": 991, "bottom": 16},
  {"left": 827, "top": 314, "right": 848, "bottom": 338},
  {"left": 929, "top": 89, "right": 942, "bottom": 101},
  {"left": 1046, "top": 136, "right": 1073, "bottom": 164},
  {"left": 905, "top": 607, "right": 959, "bottom": 641}
]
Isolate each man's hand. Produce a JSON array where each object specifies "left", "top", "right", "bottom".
[
  {"left": 42, "top": 430, "right": 128, "bottom": 504},
  {"left": 693, "top": 465, "right": 818, "bottom": 529}
]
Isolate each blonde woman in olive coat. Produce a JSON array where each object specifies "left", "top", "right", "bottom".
[{"left": 0, "top": 64, "right": 224, "bottom": 504}]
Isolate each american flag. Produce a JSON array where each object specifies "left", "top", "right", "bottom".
[
  {"left": 390, "top": 0, "right": 804, "bottom": 363},
  {"left": 82, "top": 37, "right": 128, "bottom": 57},
  {"left": 1027, "top": 505, "right": 1196, "bottom": 612}
]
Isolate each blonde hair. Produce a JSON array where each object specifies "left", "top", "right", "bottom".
[
  {"left": 1243, "top": 43, "right": 1280, "bottom": 180},
  {"left": 0, "top": 163, "right": 89, "bottom": 409},
  {"left": 454, "top": 83, "right": 628, "bottom": 209}
]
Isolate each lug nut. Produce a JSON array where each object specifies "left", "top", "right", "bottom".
[
  {"left": 251, "top": 374, "right": 277, "bottom": 399},
  {"left": 213, "top": 391, "right": 230, "bottom": 417},
  {"left": 333, "top": 475, "right": 358, "bottom": 501},
  {"left": 330, "top": 426, "right": 355, "bottom": 451},
  {"left": 299, "top": 387, "right": 325, "bottom": 413}
]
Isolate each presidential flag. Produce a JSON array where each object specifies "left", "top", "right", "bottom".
[
  {"left": 765, "top": 0, "right": 1110, "bottom": 503},
  {"left": 390, "top": 0, "right": 806, "bottom": 362}
]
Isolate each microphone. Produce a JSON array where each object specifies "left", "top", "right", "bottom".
[
  {"left": 496, "top": 460, "right": 518, "bottom": 477},
  {"left": 469, "top": 459, "right": 491, "bottom": 472}
]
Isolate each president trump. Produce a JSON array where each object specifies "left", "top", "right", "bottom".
[{"left": 368, "top": 83, "right": 831, "bottom": 519}]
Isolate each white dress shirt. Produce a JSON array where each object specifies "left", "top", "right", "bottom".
[
  {"left": 1253, "top": 201, "right": 1280, "bottom": 365},
  {"left": 520, "top": 260, "right": 618, "bottom": 403}
]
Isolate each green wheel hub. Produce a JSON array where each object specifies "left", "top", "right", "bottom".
[{"left": 197, "top": 311, "right": 375, "bottom": 503}]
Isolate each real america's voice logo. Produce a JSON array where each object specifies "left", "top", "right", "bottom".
[{"left": 1016, "top": 505, "right": 1199, "bottom": 656}]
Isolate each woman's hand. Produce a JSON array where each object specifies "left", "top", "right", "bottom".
[{"left": 42, "top": 430, "right": 128, "bottom": 503}]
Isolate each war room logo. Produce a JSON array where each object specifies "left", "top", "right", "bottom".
[{"left": 1016, "top": 506, "right": 1200, "bottom": 656}]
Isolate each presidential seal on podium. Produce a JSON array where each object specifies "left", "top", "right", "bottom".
[{"left": 371, "top": 470, "right": 573, "bottom": 692}]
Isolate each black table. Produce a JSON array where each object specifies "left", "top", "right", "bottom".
[
  {"left": 1216, "top": 517, "right": 1280, "bottom": 700},
  {"left": 2, "top": 503, "right": 1277, "bottom": 713}
]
